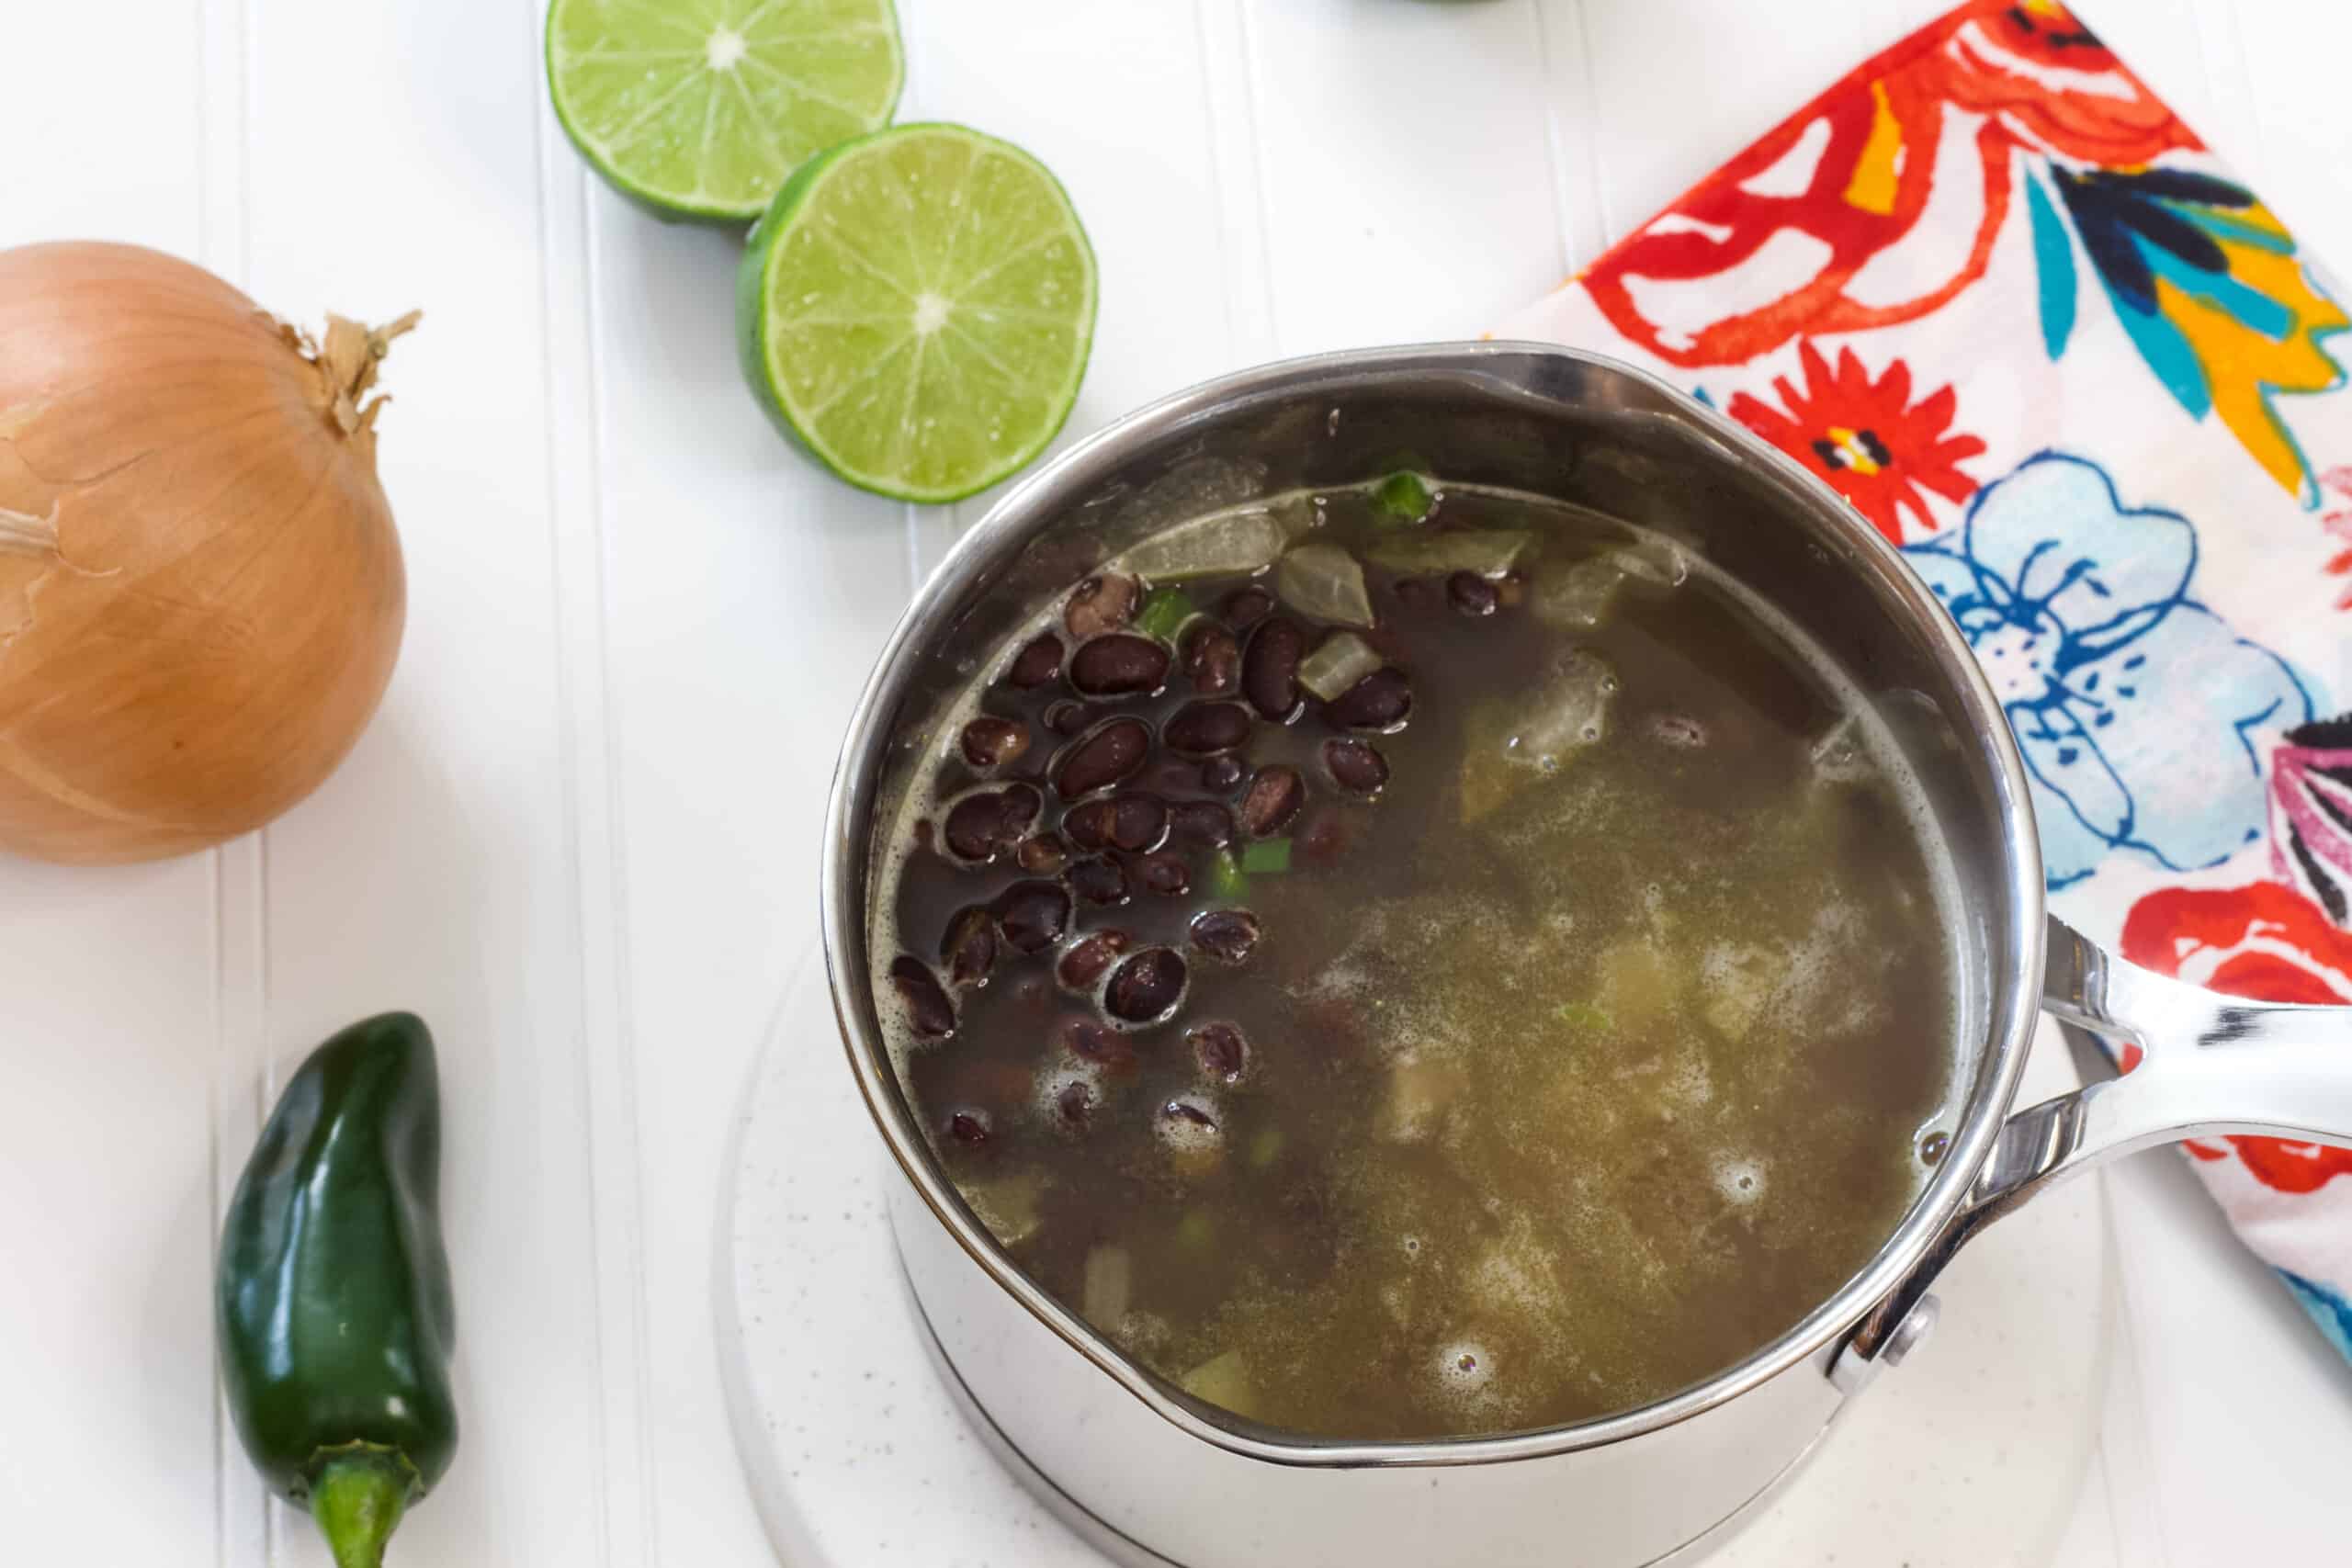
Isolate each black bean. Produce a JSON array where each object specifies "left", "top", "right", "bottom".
[
  {"left": 1113, "top": 795, "right": 1170, "bottom": 851},
  {"left": 1063, "top": 798, "right": 1114, "bottom": 851},
  {"left": 1222, "top": 585, "right": 1274, "bottom": 630},
  {"left": 1163, "top": 700, "right": 1254, "bottom": 758},
  {"left": 1135, "top": 852, "right": 1191, "bottom": 897},
  {"left": 1069, "top": 633, "right": 1171, "bottom": 697},
  {"left": 1325, "top": 668, "right": 1413, "bottom": 732},
  {"left": 960, "top": 716, "right": 1031, "bottom": 768},
  {"left": 1322, "top": 739, "right": 1389, "bottom": 795},
  {"left": 1161, "top": 1099, "right": 1218, "bottom": 1132},
  {"left": 1056, "top": 1081, "right": 1096, "bottom": 1127},
  {"left": 1066, "top": 792, "right": 1168, "bottom": 853},
  {"left": 1065, "top": 572, "right": 1140, "bottom": 639},
  {"left": 1238, "top": 765, "right": 1306, "bottom": 838},
  {"left": 1919, "top": 1130, "right": 1951, "bottom": 1166},
  {"left": 1055, "top": 717, "right": 1151, "bottom": 798},
  {"left": 946, "top": 1110, "right": 991, "bottom": 1145},
  {"left": 1447, "top": 572, "right": 1498, "bottom": 616},
  {"left": 1008, "top": 633, "right": 1064, "bottom": 688},
  {"left": 1189, "top": 909, "right": 1261, "bottom": 964},
  {"left": 1189, "top": 1021, "right": 1249, "bottom": 1083},
  {"left": 1003, "top": 784, "right": 1044, "bottom": 828},
  {"left": 1067, "top": 855, "right": 1130, "bottom": 906},
  {"left": 1105, "top": 947, "right": 1188, "bottom": 1025},
  {"left": 942, "top": 794, "right": 1005, "bottom": 863},
  {"left": 1045, "top": 699, "right": 1097, "bottom": 737},
  {"left": 940, "top": 907, "right": 998, "bottom": 988},
  {"left": 992, "top": 880, "right": 1072, "bottom": 953},
  {"left": 1242, "top": 617, "right": 1306, "bottom": 721},
  {"left": 944, "top": 784, "right": 1043, "bottom": 863},
  {"left": 1181, "top": 622, "right": 1240, "bottom": 695},
  {"left": 1015, "top": 832, "right": 1069, "bottom": 874},
  {"left": 1143, "top": 755, "right": 1203, "bottom": 795},
  {"left": 1200, "top": 755, "right": 1245, "bottom": 793},
  {"left": 1170, "top": 800, "right": 1235, "bottom": 849},
  {"left": 1299, "top": 809, "right": 1352, "bottom": 866},
  {"left": 1057, "top": 930, "right": 1131, "bottom": 990},
  {"left": 889, "top": 955, "right": 956, "bottom": 1039},
  {"left": 1060, "top": 1014, "right": 1135, "bottom": 1070}
]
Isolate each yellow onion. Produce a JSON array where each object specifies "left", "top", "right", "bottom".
[{"left": 0, "top": 243, "right": 413, "bottom": 863}]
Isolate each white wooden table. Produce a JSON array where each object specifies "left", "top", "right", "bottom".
[{"left": 6, "top": 2, "right": 2351, "bottom": 1563}]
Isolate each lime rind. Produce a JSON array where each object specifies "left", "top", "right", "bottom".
[
  {"left": 546, "top": 0, "right": 904, "bottom": 226},
  {"left": 738, "top": 123, "right": 1099, "bottom": 504}
]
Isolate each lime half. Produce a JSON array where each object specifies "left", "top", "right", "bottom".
[
  {"left": 738, "top": 123, "right": 1098, "bottom": 503},
  {"left": 547, "top": 0, "right": 903, "bottom": 224}
]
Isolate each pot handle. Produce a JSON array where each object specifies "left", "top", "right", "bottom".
[{"left": 1836, "top": 914, "right": 2352, "bottom": 1385}]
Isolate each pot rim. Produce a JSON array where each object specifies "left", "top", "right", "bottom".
[{"left": 822, "top": 340, "right": 2047, "bottom": 1468}]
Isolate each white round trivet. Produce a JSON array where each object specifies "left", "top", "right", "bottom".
[{"left": 721, "top": 959, "right": 2113, "bottom": 1567}]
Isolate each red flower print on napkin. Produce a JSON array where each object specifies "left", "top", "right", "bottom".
[
  {"left": 2320, "top": 468, "right": 2352, "bottom": 610},
  {"left": 2120, "top": 881, "right": 2352, "bottom": 1191},
  {"left": 1580, "top": 0, "right": 2194, "bottom": 368},
  {"left": 1911, "top": 2, "right": 2199, "bottom": 167},
  {"left": 1729, "top": 342, "right": 1984, "bottom": 542}
]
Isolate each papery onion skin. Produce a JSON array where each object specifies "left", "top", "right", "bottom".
[{"left": 0, "top": 242, "right": 409, "bottom": 863}]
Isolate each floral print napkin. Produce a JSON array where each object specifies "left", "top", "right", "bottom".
[{"left": 1499, "top": 0, "right": 2352, "bottom": 1354}]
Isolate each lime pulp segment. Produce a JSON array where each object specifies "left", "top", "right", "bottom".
[
  {"left": 547, "top": 0, "right": 902, "bottom": 222},
  {"left": 742, "top": 123, "right": 1098, "bottom": 503}
]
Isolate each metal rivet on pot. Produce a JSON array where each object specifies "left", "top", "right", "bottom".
[
  {"left": 1878, "top": 1293, "right": 1939, "bottom": 1369},
  {"left": 1826, "top": 1292, "right": 1939, "bottom": 1396}
]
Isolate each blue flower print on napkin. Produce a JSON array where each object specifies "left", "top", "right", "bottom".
[{"left": 1905, "top": 452, "right": 2313, "bottom": 888}]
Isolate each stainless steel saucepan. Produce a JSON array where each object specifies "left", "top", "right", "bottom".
[{"left": 820, "top": 343, "right": 2352, "bottom": 1568}]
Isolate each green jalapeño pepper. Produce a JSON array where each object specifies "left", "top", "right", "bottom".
[{"left": 218, "top": 1013, "right": 458, "bottom": 1568}]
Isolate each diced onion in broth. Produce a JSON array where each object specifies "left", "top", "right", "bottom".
[
  {"left": 1083, "top": 1245, "right": 1132, "bottom": 1325},
  {"left": 1274, "top": 544, "right": 1374, "bottom": 626},
  {"left": 1118, "top": 508, "right": 1288, "bottom": 581},
  {"left": 1365, "top": 528, "right": 1531, "bottom": 579},
  {"left": 1299, "top": 631, "right": 1384, "bottom": 701}
]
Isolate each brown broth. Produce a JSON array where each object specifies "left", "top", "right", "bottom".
[{"left": 870, "top": 479, "right": 1959, "bottom": 1439}]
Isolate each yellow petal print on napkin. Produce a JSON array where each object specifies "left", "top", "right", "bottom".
[{"left": 2157, "top": 217, "right": 2351, "bottom": 502}]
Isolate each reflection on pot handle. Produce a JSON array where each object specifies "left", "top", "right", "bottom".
[{"left": 1838, "top": 914, "right": 2352, "bottom": 1384}]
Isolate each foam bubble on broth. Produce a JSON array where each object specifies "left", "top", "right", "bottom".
[
  {"left": 1433, "top": 1341, "right": 1497, "bottom": 1406},
  {"left": 1157, "top": 1095, "right": 1223, "bottom": 1154},
  {"left": 1713, "top": 1156, "right": 1767, "bottom": 1205}
]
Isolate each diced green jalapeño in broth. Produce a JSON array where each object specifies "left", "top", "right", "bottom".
[{"left": 868, "top": 478, "right": 1961, "bottom": 1439}]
